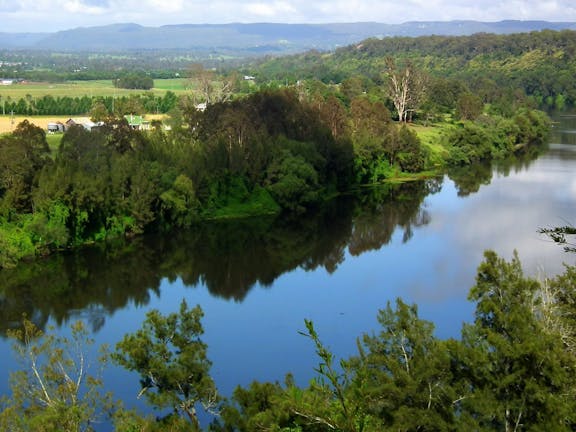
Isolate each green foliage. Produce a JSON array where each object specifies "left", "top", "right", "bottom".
[
  {"left": 296, "top": 319, "right": 367, "bottom": 431},
  {"left": 255, "top": 30, "right": 576, "bottom": 110},
  {"left": 459, "top": 251, "right": 576, "bottom": 430},
  {"left": 266, "top": 149, "right": 321, "bottom": 213},
  {"left": 114, "top": 72, "right": 154, "bottom": 90},
  {"left": 355, "top": 300, "right": 456, "bottom": 431},
  {"left": 455, "top": 92, "right": 483, "bottom": 121},
  {"left": 215, "top": 380, "right": 293, "bottom": 431},
  {"left": 0, "top": 120, "right": 50, "bottom": 213},
  {"left": 160, "top": 174, "right": 200, "bottom": 227},
  {"left": 0, "top": 319, "right": 114, "bottom": 432},
  {"left": 396, "top": 125, "right": 426, "bottom": 173},
  {"left": 113, "top": 300, "right": 218, "bottom": 430},
  {"left": 0, "top": 218, "right": 36, "bottom": 268},
  {"left": 444, "top": 109, "right": 549, "bottom": 166},
  {"left": 201, "top": 175, "right": 280, "bottom": 219},
  {"left": 24, "top": 200, "right": 70, "bottom": 250}
]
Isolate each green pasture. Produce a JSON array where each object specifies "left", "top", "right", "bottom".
[
  {"left": 46, "top": 133, "right": 63, "bottom": 154},
  {"left": 410, "top": 122, "right": 452, "bottom": 167},
  {"left": 0, "top": 79, "right": 191, "bottom": 99}
]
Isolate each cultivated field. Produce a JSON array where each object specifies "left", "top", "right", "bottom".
[{"left": 0, "top": 78, "right": 190, "bottom": 99}]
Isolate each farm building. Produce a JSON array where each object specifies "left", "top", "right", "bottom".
[
  {"left": 65, "top": 117, "right": 103, "bottom": 131},
  {"left": 124, "top": 114, "right": 150, "bottom": 130},
  {"left": 47, "top": 122, "right": 65, "bottom": 133}
]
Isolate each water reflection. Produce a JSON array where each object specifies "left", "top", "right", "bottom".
[
  {"left": 447, "top": 147, "right": 543, "bottom": 197},
  {"left": 0, "top": 180, "right": 438, "bottom": 336},
  {"left": 552, "top": 114, "right": 576, "bottom": 145}
]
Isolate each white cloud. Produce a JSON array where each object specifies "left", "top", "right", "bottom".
[
  {"left": 244, "top": 1, "right": 297, "bottom": 19},
  {"left": 63, "top": 0, "right": 107, "bottom": 14},
  {"left": 139, "top": 0, "right": 185, "bottom": 14}
]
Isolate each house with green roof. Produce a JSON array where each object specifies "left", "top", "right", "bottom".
[{"left": 124, "top": 114, "right": 150, "bottom": 130}]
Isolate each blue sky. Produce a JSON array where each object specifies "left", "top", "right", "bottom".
[{"left": 1, "top": 0, "right": 576, "bottom": 33}]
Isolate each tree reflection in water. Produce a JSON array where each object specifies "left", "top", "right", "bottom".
[{"left": 0, "top": 179, "right": 441, "bottom": 336}]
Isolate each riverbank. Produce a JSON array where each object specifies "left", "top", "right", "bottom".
[{"left": 0, "top": 108, "right": 551, "bottom": 270}]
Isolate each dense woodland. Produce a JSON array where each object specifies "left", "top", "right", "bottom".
[
  {"left": 0, "top": 86, "right": 549, "bottom": 269},
  {"left": 0, "top": 29, "right": 573, "bottom": 431},
  {"left": 254, "top": 29, "right": 576, "bottom": 111}
]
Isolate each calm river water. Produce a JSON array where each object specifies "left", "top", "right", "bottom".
[{"left": 1, "top": 115, "right": 575, "bottom": 429}]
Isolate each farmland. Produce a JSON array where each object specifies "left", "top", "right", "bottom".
[
  {"left": 0, "top": 115, "right": 69, "bottom": 134},
  {"left": 0, "top": 78, "right": 190, "bottom": 99}
]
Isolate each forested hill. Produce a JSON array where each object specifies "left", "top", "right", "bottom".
[
  {"left": 1, "top": 20, "right": 576, "bottom": 53},
  {"left": 254, "top": 29, "right": 576, "bottom": 109}
]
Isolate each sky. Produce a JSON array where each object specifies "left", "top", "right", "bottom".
[{"left": 1, "top": 0, "right": 576, "bottom": 33}]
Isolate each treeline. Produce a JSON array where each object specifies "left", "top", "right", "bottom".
[
  {"left": 253, "top": 29, "right": 576, "bottom": 110},
  {"left": 2, "top": 251, "right": 576, "bottom": 431},
  {"left": 0, "top": 87, "right": 550, "bottom": 268},
  {"left": 0, "top": 91, "right": 178, "bottom": 115}
]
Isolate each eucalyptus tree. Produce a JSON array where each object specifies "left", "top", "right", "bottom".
[{"left": 383, "top": 57, "right": 427, "bottom": 123}]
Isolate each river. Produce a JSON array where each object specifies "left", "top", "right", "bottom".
[{"left": 0, "top": 114, "right": 575, "bottom": 429}]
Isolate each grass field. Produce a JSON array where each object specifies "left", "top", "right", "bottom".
[
  {"left": 410, "top": 122, "right": 452, "bottom": 167},
  {"left": 0, "top": 78, "right": 191, "bottom": 99}
]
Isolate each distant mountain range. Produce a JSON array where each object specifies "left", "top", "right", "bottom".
[{"left": 1, "top": 21, "right": 575, "bottom": 53}]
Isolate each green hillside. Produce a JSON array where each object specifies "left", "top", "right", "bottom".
[{"left": 253, "top": 29, "right": 576, "bottom": 109}]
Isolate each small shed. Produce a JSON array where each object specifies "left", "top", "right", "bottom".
[{"left": 47, "top": 122, "right": 65, "bottom": 133}]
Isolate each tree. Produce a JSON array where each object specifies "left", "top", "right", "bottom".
[
  {"left": 113, "top": 300, "right": 218, "bottom": 431},
  {"left": 114, "top": 72, "right": 154, "bottom": 90},
  {"left": 458, "top": 251, "right": 576, "bottom": 431},
  {"left": 188, "top": 63, "right": 215, "bottom": 105},
  {"left": 455, "top": 92, "right": 484, "bottom": 121},
  {"left": 89, "top": 99, "right": 109, "bottom": 122},
  {"left": 396, "top": 125, "right": 425, "bottom": 173},
  {"left": 384, "top": 57, "right": 427, "bottom": 122},
  {"left": 0, "top": 319, "right": 114, "bottom": 432},
  {"left": 160, "top": 174, "right": 199, "bottom": 227},
  {"left": 353, "top": 300, "right": 456, "bottom": 431},
  {"left": 0, "top": 120, "right": 50, "bottom": 213},
  {"left": 265, "top": 148, "right": 320, "bottom": 213}
]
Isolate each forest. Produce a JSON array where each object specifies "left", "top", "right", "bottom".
[
  {"left": 254, "top": 29, "right": 576, "bottom": 111},
  {"left": 0, "top": 85, "right": 549, "bottom": 268}
]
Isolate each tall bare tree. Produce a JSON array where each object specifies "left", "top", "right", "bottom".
[
  {"left": 384, "top": 57, "right": 427, "bottom": 122},
  {"left": 188, "top": 64, "right": 238, "bottom": 105}
]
